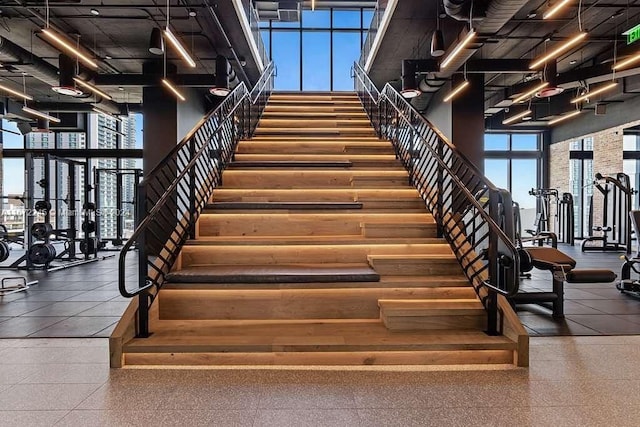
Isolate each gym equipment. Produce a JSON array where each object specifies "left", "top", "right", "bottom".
[
  {"left": 513, "top": 201, "right": 557, "bottom": 249},
  {"left": 526, "top": 188, "right": 558, "bottom": 236},
  {"left": 27, "top": 243, "right": 57, "bottom": 265},
  {"left": 0, "top": 241, "right": 9, "bottom": 262},
  {"left": 80, "top": 237, "right": 97, "bottom": 255},
  {"left": 582, "top": 173, "right": 634, "bottom": 253},
  {"left": 81, "top": 220, "right": 97, "bottom": 234},
  {"left": 31, "top": 222, "right": 53, "bottom": 240},
  {"left": 557, "top": 192, "right": 575, "bottom": 245},
  {"left": 34, "top": 200, "right": 52, "bottom": 212},
  {"left": 0, "top": 277, "right": 38, "bottom": 296},
  {"left": 617, "top": 211, "right": 640, "bottom": 296},
  {"left": 511, "top": 247, "right": 617, "bottom": 317}
]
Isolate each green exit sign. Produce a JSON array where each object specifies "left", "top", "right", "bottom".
[{"left": 624, "top": 24, "right": 640, "bottom": 45}]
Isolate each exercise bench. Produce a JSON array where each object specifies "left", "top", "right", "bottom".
[{"left": 511, "top": 247, "right": 616, "bottom": 318}]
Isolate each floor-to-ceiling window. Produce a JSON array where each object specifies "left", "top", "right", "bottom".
[
  {"left": 484, "top": 133, "right": 543, "bottom": 232},
  {"left": 261, "top": 8, "right": 374, "bottom": 91}
]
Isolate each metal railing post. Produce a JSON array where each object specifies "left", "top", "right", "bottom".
[
  {"left": 188, "top": 139, "right": 197, "bottom": 240},
  {"left": 136, "top": 184, "right": 150, "bottom": 337},
  {"left": 436, "top": 139, "right": 445, "bottom": 238}
]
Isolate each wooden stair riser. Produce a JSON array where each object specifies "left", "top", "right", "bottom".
[
  {"left": 123, "top": 350, "right": 515, "bottom": 366},
  {"left": 212, "top": 188, "right": 421, "bottom": 203},
  {"left": 258, "top": 121, "right": 372, "bottom": 130},
  {"left": 236, "top": 142, "right": 394, "bottom": 155},
  {"left": 163, "top": 276, "right": 472, "bottom": 290},
  {"left": 158, "top": 287, "right": 477, "bottom": 320},
  {"left": 381, "top": 314, "right": 487, "bottom": 331},
  {"left": 363, "top": 222, "right": 438, "bottom": 238},
  {"left": 221, "top": 170, "right": 409, "bottom": 189},
  {"left": 261, "top": 113, "right": 369, "bottom": 120},
  {"left": 197, "top": 213, "right": 434, "bottom": 237},
  {"left": 232, "top": 155, "right": 403, "bottom": 169},
  {"left": 179, "top": 243, "right": 453, "bottom": 267},
  {"left": 368, "top": 255, "right": 463, "bottom": 275},
  {"left": 254, "top": 129, "right": 378, "bottom": 137}
]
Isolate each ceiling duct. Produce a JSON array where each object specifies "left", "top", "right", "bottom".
[
  {"left": 278, "top": 1, "right": 300, "bottom": 22},
  {"left": 0, "top": 36, "right": 59, "bottom": 86},
  {"left": 536, "top": 60, "right": 564, "bottom": 98},
  {"left": 443, "top": 0, "right": 487, "bottom": 22}
]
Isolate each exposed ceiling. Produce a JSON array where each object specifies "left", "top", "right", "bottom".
[{"left": 367, "top": 0, "right": 640, "bottom": 129}]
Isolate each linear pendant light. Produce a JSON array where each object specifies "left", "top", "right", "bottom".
[
  {"left": 570, "top": 82, "right": 617, "bottom": 103},
  {"left": 161, "top": 78, "right": 186, "bottom": 101},
  {"left": 441, "top": 29, "right": 476, "bottom": 70},
  {"left": 22, "top": 106, "right": 61, "bottom": 123},
  {"left": 164, "top": 28, "right": 196, "bottom": 68},
  {"left": 529, "top": 32, "right": 587, "bottom": 69},
  {"left": 0, "top": 83, "right": 33, "bottom": 101},
  {"left": 312, "top": 0, "right": 315, "bottom": 11},
  {"left": 41, "top": 28, "right": 98, "bottom": 68},
  {"left": 543, "top": 0, "right": 572, "bottom": 20},
  {"left": 549, "top": 110, "right": 581, "bottom": 125},
  {"left": 513, "top": 82, "right": 549, "bottom": 103},
  {"left": 72, "top": 77, "right": 112, "bottom": 100},
  {"left": 502, "top": 109, "right": 532, "bottom": 125},
  {"left": 443, "top": 80, "right": 469, "bottom": 102},
  {"left": 613, "top": 52, "right": 640, "bottom": 71}
]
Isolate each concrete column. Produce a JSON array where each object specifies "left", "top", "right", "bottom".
[{"left": 451, "top": 73, "right": 485, "bottom": 173}]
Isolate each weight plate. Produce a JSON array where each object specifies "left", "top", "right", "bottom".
[
  {"left": 0, "top": 241, "right": 9, "bottom": 262},
  {"left": 82, "top": 220, "right": 97, "bottom": 234},
  {"left": 31, "top": 223, "right": 53, "bottom": 241},
  {"left": 35, "top": 200, "right": 52, "bottom": 212},
  {"left": 28, "top": 243, "right": 56, "bottom": 265}
]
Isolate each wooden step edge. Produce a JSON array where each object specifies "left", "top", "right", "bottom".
[
  {"left": 184, "top": 237, "right": 445, "bottom": 245},
  {"left": 204, "top": 201, "right": 363, "bottom": 210},
  {"left": 378, "top": 298, "right": 484, "bottom": 314}
]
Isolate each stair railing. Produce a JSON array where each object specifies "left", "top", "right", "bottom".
[
  {"left": 353, "top": 61, "right": 519, "bottom": 335},
  {"left": 118, "top": 61, "right": 274, "bottom": 337}
]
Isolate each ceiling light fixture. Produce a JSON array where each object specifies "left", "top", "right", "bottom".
[
  {"left": 22, "top": 106, "right": 61, "bottom": 123},
  {"left": 72, "top": 77, "right": 112, "bottom": 100},
  {"left": 513, "top": 82, "right": 549, "bottom": 103},
  {"left": 210, "top": 55, "right": 231, "bottom": 97},
  {"left": 443, "top": 80, "right": 469, "bottom": 102},
  {"left": 90, "top": 8, "right": 100, "bottom": 16},
  {"left": 312, "top": 0, "right": 316, "bottom": 11},
  {"left": 570, "top": 81, "right": 617, "bottom": 103},
  {"left": 41, "top": 28, "right": 98, "bottom": 68},
  {"left": 0, "top": 83, "right": 33, "bottom": 100},
  {"left": 612, "top": 52, "right": 640, "bottom": 70},
  {"left": 430, "top": 0, "right": 445, "bottom": 57},
  {"left": 149, "top": 27, "right": 164, "bottom": 55},
  {"left": 163, "top": 0, "right": 196, "bottom": 68},
  {"left": 548, "top": 110, "right": 581, "bottom": 125},
  {"left": 92, "top": 106, "right": 121, "bottom": 122},
  {"left": 529, "top": 32, "right": 587, "bottom": 69},
  {"left": 441, "top": 29, "right": 476, "bottom": 69},
  {"left": 52, "top": 53, "right": 83, "bottom": 96},
  {"left": 400, "top": 59, "right": 421, "bottom": 98},
  {"left": 164, "top": 28, "right": 196, "bottom": 67},
  {"left": 161, "top": 78, "right": 185, "bottom": 101},
  {"left": 543, "top": 0, "right": 572, "bottom": 20},
  {"left": 502, "top": 109, "right": 532, "bottom": 125}
]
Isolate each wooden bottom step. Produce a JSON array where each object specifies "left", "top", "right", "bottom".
[
  {"left": 166, "top": 263, "right": 380, "bottom": 284},
  {"left": 121, "top": 320, "right": 516, "bottom": 366}
]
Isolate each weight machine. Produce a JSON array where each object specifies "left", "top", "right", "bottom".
[
  {"left": 94, "top": 168, "right": 142, "bottom": 249},
  {"left": 582, "top": 172, "right": 634, "bottom": 254},
  {"left": 0, "top": 153, "right": 101, "bottom": 270}
]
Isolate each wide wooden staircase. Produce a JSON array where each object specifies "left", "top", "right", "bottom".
[{"left": 111, "top": 92, "right": 528, "bottom": 367}]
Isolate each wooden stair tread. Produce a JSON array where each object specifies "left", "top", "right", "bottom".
[
  {"left": 166, "top": 263, "right": 380, "bottom": 284},
  {"left": 379, "top": 299, "right": 484, "bottom": 316},
  {"left": 124, "top": 320, "right": 515, "bottom": 352},
  {"left": 206, "top": 201, "right": 363, "bottom": 210},
  {"left": 368, "top": 254, "right": 457, "bottom": 260}
]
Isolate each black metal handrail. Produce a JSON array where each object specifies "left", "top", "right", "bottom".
[
  {"left": 353, "top": 61, "right": 520, "bottom": 334},
  {"left": 118, "top": 62, "right": 274, "bottom": 337}
]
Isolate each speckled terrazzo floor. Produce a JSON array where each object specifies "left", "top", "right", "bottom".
[{"left": 1, "top": 336, "right": 640, "bottom": 426}]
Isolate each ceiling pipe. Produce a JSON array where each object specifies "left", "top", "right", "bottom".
[{"left": 0, "top": 36, "right": 60, "bottom": 86}]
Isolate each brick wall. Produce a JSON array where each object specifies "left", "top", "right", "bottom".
[{"left": 550, "top": 119, "right": 640, "bottom": 235}]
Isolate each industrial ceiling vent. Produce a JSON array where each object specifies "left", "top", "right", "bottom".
[
  {"left": 536, "top": 61, "right": 564, "bottom": 98},
  {"left": 278, "top": 1, "right": 300, "bottom": 22}
]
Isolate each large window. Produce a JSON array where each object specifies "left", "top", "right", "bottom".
[
  {"left": 261, "top": 8, "right": 373, "bottom": 91},
  {"left": 484, "top": 133, "right": 543, "bottom": 232}
]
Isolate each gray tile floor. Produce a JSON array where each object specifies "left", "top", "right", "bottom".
[
  {"left": 1, "top": 336, "right": 640, "bottom": 426},
  {"left": 0, "top": 254, "right": 135, "bottom": 338}
]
